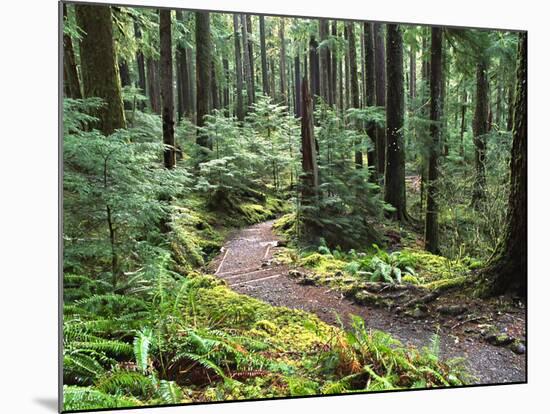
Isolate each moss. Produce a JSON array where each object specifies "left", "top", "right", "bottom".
[
  {"left": 254, "top": 320, "right": 279, "bottom": 335},
  {"left": 273, "top": 212, "right": 297, "bottom": 241},
  {"left": 423, "top": 275, "right": 468, "bottom": 291},
  {"left": 300, "top": 253, "right": 347, "bottom": 275},
  {"left": 401, "top": 249, "right": 472, "bottom": 282},
  {"left": 402, "top": 274, "right": 421, "bottom": 285}
]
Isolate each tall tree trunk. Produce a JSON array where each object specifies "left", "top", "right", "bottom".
[
  {"left": 175, "top": 11, "right": 192, "bottom": 120},
  {"left": 440, "top": 40, "right": 449, "bottom": 156},
  {"left": 482, "top": 33, "right": 527, "bottom": 297},
  {"left": 373, "top": 23, "right": 386, "bottom": 176},
  {"left": 63, "top": 4, "right": 81, "bottom": 99},
  {"left": 241, "top": 14, "right": 254, "bottom": 109},
  {"left": 472, "top": 59, "right": 489, "bottom": 207},
  {"left": 424, "top": 27, "right": 442, "bottom": 253},
  {"left": 365, "top": 23, "right": 377, "bottom": 172},
  {"left": 279, "top": 19, "right": 288, "bottom": 106},
  {"left": 459, "top": 87, "right": 467, "bottom": 156},
  {"left": 160, "top": 9, "right": 176, "bottom": 169},
  {"left": 294, "top": 55, "right": 301, "bottom": 117},
  {"left": 259, "top": 16, "right": 270, "bottom": 97},
  {"left": 75, "top": 4, "right": 125, "bottom": 134},
  {"left": 319, "top": 19, "right": 331, "bottom": 103},
  {"left": 309, "top": 36, "right": 320, "bottom": 101},
  {"left": 331, "top": 21, "right": 338, "bottom": 108},
  {"left": 506, "top": 63, "right": 516, "bottom": 131},
  {"left": 301, "top": 76, "right": 319, "bottom": 236},
  {"left": 246, "top": 15, "right": 256, "bottom": 102},
  {"left": 211, "top": 60, "right": 219, "bottom": 110},
  {"left": 233, "top": 15, "right": 244, "bottom": 122},
  {"left": 384, "top": 24, "right": 407, "bottom": 221},
  {"left": 409, "top": 44, "right": 416, "bottom": 103},
  {"left": 195, "top": 11, "right": 212, "bottom": 149},
  {"left": 133, "top": 20, "right": 147, "bottom": 110},
  {"left": 222, "top": 57, "right": 230, "bottom": 114},
  {"left": 146, "top": 58, "right": 161, "bottom": 114},
  {"left": 346, "top": 22, "right": 362, "bottom": 168}
]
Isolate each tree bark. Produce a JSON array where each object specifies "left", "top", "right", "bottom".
[
  {"left": 246, "top": 15, "right": 256, "bottom": 102},
  {"left": 75, "top": 4, "right": 125, "bottom": 134},
  {"left": 63, "top": 4, "right": 81, "bottom": 99},
  {"left": 309, "top": 36, "right": 320, "bottom": 103},
  {"left": 331, "top": 21, "right": 338, "bottom": 109},
  {"left": 241, "top": 14, "right": 254, "bottom": 109},
  {"left": 347, "top": 22, "right": 362, "bottom": 168},
  {"left": 259, "top": 16, "right": 270, "bottom": 97},
  {"left": 294, "top": 55, "right": 301, "bottom": 117},
  {"left": 133, "top": 20, "right": 147, "bottom": 110},
  {"left": 459, "top": 87, "right": 467, "bottom": 157},
  {"left": 424, "top": 27, "right": 442, "bottom": 253},
  {"left": 146, "top": 58, "right": 161, "bottom": 114},
  {"left": 373, "top": 23, "right": 386, "bottom": 175},
  {"left": 301, "top": 76, "right": 319, "bottom": 235},
  {"left": 160, "top": 9, "right": 176, "bottom": 169},
  {"left": 175, "top": 11, "right": 192, "bottom": 120},
  {"left": 364, "top": 23, "right": 377, "bottom": 171},
  {"left": 384, "top": 24, "right": 408, "bottom": 221},
  {"left": 472, "top": 59, "right": 490, "bottom": 207},
  {"left": 482, "top": 33, "right": 527, "bottom": 297},
  {"left": 279, "top": 19, "right": 288, "bottom": 106},
  {"left": 195, "top": 11, "right": 212, "bottom": 149},
  {"left": 319, "top": 19, "right": 331, "bottom": 103},
  {"left": 233, "top": 15, "right": 244, "bottom": 122}
]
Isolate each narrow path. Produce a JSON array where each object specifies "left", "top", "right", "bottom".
[{"left": 209, "top": 220, "right": 526, "bottom": 385}]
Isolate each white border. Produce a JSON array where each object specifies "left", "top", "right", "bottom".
[{"left": 1, "top": 0, "right": 547, "bottom": 413}]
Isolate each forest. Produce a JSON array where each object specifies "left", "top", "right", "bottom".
[{"left": 62, "top": 2, "right": 527, "bottom": 411}]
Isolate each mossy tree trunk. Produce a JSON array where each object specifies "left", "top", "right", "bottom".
[
  {"left": 62, "top": 4, "right": 81, "bottom": 99},
  {"left": 146, "top": 58, "right": 161, "bottom": 114},
  {"left": 384, "top": 24, "right": 408, "bottom": 221},
  {"left": 160, "top": 9, "right": 176, "bottom": 169},
  {"left": 482, "top": 33, "right": 527, "bottom": 297},
  {"left": 175, "top": 11, "right": 192, "bottom": 120},
  {"left": 472, "top": 59, "right": 490, "bottom": 208},
  {"left": 373, "top": 23, "right": 386, "bottom": 176},
  {"left": 195, "top": 11, "right": 212, "bottom": 149},
  {"left": 319, "top": 19, "right": 331, "bottom": 104},
  {"left": 75, "top": 4, "right": 125, "bottom": 134},
  {"left": 133, "top": 19, "right": 147, "bottom": 110},
  {"left": 424, "top": 27, "right": 442, "bottom": 253}
]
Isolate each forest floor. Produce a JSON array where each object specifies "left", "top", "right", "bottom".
[{"left": 209, "top": 220, "right": 526, "bottom": 385}]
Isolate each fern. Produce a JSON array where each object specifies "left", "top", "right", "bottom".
[
  {"left": 63, "top": 386, "right": 140, "bottom": 411},
  {"left": 159, "top": 380, "right": 185, "bottom": 404},
  {"left": 134, "top": 328, "right": 154, "bottom": 373}
]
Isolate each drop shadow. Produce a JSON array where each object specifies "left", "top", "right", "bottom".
[{"left": 34, "top": 397, "right": 58, "bottom": 412}]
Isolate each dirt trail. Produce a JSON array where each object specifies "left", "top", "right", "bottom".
[{"left": 209, "top": 220, "right": 526, "bottom": 385}]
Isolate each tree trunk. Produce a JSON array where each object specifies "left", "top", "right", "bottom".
[
  {"left": 241, "top": 14, "right": 254, "bottom": 109},
  {"left": 233, "top": 14, "right": 244, "bottom": 122},
  {"left": 346, "top": 22, "right": 362, "bottom": 168},
  {"left": 259, "top": 15, "right": 270, "bottom": 97},
  {"left": 482, "top": 33, "right": 527, "bottom": 297},
  {"left": 63, "top": 4, "right": 81, "bottom": 99},
  {"left": 301, "top": 76, "right": 319, "bottom": 236},
  {"left": 222, "top": 57, "right": 230, "bottom": 115},
  {"left": 331, "top": 21, "right": 338, "bottom": 108},
  {"left": 384, "top": 24, "right": 408, "bottom": 221},
  {"left": 160, "top": 9, "right": 176, "bottom": 169},
  {"left": 279, "top": 19, "right": 288, "bottom": 106},
  {"left": 195, "top": 11, "right": 212, "bottom": 149},
  {"left": 211, "top": 61, "right": 219, "bottom": 110},
  {"left": 373, "top": 23, "right": 386, "bottom": 176},
  {"left": 309, "top": 36, "right": 320, "bottom": 101},
  {"left": 133, "top": 20, "right": 147, "bottom": 110},
  {"left": 319, "top": 19, "right": 331, "bottom": 103},
  {"left": 75, "top": 4, "right": 125, "bottom": 134},
  {"left": 246, "top": 15, "right": 256, "bottom": 102},
  {"left": 146, "top": 58, "right": 161, "bottom": 114},
  {"left": 424, "top": 27, "right": 442, "bottom": 253},
  {"left": 294, "top": 55, "right": 301, "bottom": 117},
  {"left": 175, "top": 11, "right": 192, "bottom": 120},
  {"left": 472, "top": 59, "right": 489, "bottom": 207},
  {"left": 364, "top": 23, "right": 377, "bottom": 171},
  {"left": 459, "top": 87, "right": 467, "bottom": 157}
]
